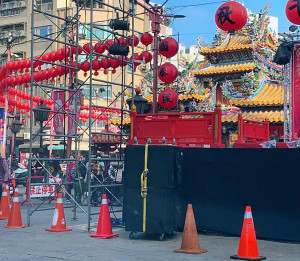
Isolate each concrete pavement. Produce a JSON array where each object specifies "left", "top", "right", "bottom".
[{"left": 0, "top": 192, "right": 299, "bottom": 261}]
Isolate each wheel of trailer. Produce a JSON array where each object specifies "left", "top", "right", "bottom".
[
  {"left": 159, "top": 233, "right": 165, "bottom": 241},
  {"left": 129, "top": 232, "right": 135, "bottom": 239}
]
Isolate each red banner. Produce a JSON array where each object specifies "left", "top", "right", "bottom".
[
  {"left": 53, "top": 91, "right": 65, "bottom": 135},
  {"left": 292, "top": 44, "right": 300, "bottom": 140},
  {"left": 68, "top": 90, "right": 82, "bottom": 136}
]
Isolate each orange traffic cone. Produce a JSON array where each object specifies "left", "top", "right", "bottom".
[
  {"left": 5, "top": 184, "right": 11, "bottom": 207},
  {"left": 5, "top": 189, "right": 24, "bottom": 228},
  {"left": 174, "top": 204, "right": 207, "bottom": 254},
  {"left": 0, "top": 184, "right": 10, "bottom": 220},
  {"left": 46, "top": 193, "right": 72, "bottom": 232},
  {"left": 230, "top": 206, "right": 266, "bottom": 260},
  {"left": 90, "top": 194, "right": 118, "bottom": 239}
]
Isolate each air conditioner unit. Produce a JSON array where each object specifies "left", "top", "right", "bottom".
[
  {"left": 19, "top": 30, "right": 26, "bottom": 37},
  {"left": 23, "top": 133, "right": 30, "bottom": 140},
  {"left": 19, "top": 1, "right": 26, "bottom": 8}
]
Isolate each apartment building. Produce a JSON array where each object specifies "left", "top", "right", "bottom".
[{"left": 0, "top": 0, "right": 58, "bottom": 65}]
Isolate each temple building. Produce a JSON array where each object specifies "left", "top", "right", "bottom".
[{"left": 191, "top": 5, "right": 284, "bottom": 139}]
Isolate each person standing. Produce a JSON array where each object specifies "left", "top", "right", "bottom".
[
  {"left": 74, "top": 154, "right": 88, "bottom": 203},
  {"left": 64, "top": 155, "right": 75, "bottom": 203},
  {"left": 0, "top": 155, "right": 9, "bottom": 202}
]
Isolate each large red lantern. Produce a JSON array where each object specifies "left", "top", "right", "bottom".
[
  {"left": 215, "top": 1, "right": 247, "bottom": 31},
  {"left": 158, "top": 63, "right": 178, "bottom": 83},
  {"left": 141, "top": 32, "right": 153, "bottom": 46},
  {"left": 158, "top": 89, "right": 178, "bottom": 109},
  {"left": 286, "top": 0, "right": 300, "bottom": 24},
  {"left": 159, "top": 37, "right": 178, "bottom": 58}
]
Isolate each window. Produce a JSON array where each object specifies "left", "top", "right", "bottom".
[
  {"left": 82, "top": 85, "right": 112, "bottom": 99},
  {"left": 34, "top": 25, "right": 52, "bottom": 40},
  {"left": 77, "top": 1, "right": 103, "bottom": 8},
  {"left": 78, "top": 24, "right": 112, "bottom": 40},
  {"left": 36, "top": 0, "right": 53, "bottom": 12}
]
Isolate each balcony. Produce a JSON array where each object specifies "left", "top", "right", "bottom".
[{"left": 0, "top": 1, "right": 26, "bottom": 17}]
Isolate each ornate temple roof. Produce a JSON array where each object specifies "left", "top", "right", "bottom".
[
  {"left": 222, "top": 110, "right": 283, "bottom": 123},
  {"left": 199, "top": 36, "right": 252, "bottom": 55},
  {"left": 192, "top": 62, "right": 256, "bottom": 76},
  {"left": 230, "top": 83, "right": 283, "bottom": 106}
]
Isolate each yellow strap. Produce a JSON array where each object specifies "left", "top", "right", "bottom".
[{"left": 140, "top": 144, "right": 148, "bottom": 232}]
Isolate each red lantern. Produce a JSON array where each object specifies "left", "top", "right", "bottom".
[
  {"left": 158, "top": 89, "right": 178, "bottom": 109},
  {"left": 135, "top": 87, "right": 141, "bottom": 94},
  {"left": 128, "top": 35, "right": 139, "bottom": 47},
  {"left": 56, "top": 49, "right": 65, "bottom": 61},
  {"left": 12, "top": 61, "right": 19, "bottom": 71},
  {"left": 139, "top": 51, "right": 152, "bottom": 63},
  {"left": 286, "top": 0, "right": 300, "bottom": 24},
  {"left": 92, "top": 59, "right": 101, "bottom": 76},
  {"left": 132, "top": 53, "right": 141, "bottom": 67},
  {"left": 101, "top": 58, "right": 110, "bottom": 74},
  {"left": 158, "top": 63, "right": 178, "bottom": 83},
  {"left": 119, "top": 56, "right": 129, "bottom": 66},
  {"left": 80, "top": 61, "right": 90, "bottom": 77},
  {"left": 110, "top": 58, "right": 120, "bottom": 74},
  {"left": 105, "top": 40, "right": 114, "bottom": 48},
  {"left": 48, "top": 51, "right": 57, "bottom": 62},
  {"left": 41, "top": 53, "right": 49, "bottom": 62},
  {"left": 141, "top": 32, "right": 153, "bottom": 46},
  {"left": 159, "top": 37, "right": 179, "bottom": 58},
  {"left": 94, "top": 41, "right": 107, "bottom": 54},
  {"left": 71, "top": 45, "right": 83, "bottom": 55},
  {"left": 83, "top": 43, "right": 93, "bottom": 54},
  {"left": 118, "top": 37, "right": 127, "bottom": 46},
  {"left": 215, "top": 1, "right": 247, "bottom": 31}
]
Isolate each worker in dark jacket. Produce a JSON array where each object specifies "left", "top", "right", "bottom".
[
  {"left": 74, "top": 154, "right": 88, "bottom": 203},
  {"left": 0, "top": 155, "right": 9, "bottom": 202}
]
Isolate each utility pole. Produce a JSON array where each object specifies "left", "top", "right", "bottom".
[
  {"left": 136, "top": 1, "right": 184, "bottom": 113},
  {"left": 2, "top": 32, "right": 13, "bottom": 157}
]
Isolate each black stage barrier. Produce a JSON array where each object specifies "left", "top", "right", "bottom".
[
  {"left": 123, "top": 145, "right": 183, "bottom": 235},
  {"left": 182, "top": 148, "right": 300, "bottom": 242},
  {"left": 124, "top": 146, "right": 300, "bottom": 241}
]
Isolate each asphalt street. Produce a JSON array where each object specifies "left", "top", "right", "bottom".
[{"left": 0, "top": 189, "right": 299, "bottom": 261}]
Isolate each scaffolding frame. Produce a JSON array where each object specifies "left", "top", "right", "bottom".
[
  {"left": 27, "top": 0, "right": 136, "bottom": 230},
  {"left": 284, "top": 61, "right": 292, "bottom": 142}
]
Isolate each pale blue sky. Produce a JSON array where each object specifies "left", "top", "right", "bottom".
[{"left": 152, "top": 0, "right": 291, "bottom": 46}]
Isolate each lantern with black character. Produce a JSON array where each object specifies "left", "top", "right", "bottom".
[
  {"left": 215, "top": 1, "right": 247, "bottom": 32},
  {"left": 158, "top": 89, "right": 178, "bottom": 110}
]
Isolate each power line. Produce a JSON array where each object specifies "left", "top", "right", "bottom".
[{"left": 166, "top": 1, "right": 226, "bottom": 10}]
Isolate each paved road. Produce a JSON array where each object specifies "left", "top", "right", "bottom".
[{"left": 0, "top": 192, "right": 299, "bottom": 261}]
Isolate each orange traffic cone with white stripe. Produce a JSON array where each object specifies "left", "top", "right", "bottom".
[
  {"left": 90, "top": 194, "right": 118, "bottom": 239},
  {"left": 174, "top": 204, "right": 207, "bottom": 254},
  {"left": 46, "top": 193, "right": 72, "bottom": 232},
  {"left": 5, "top": 189, "right": 24, "bottom": 228},
  {"left": 0, "top": 184, "right": 10, "bottom": 220},
  {"left": 230, "top": 206, "right": 266, "bottom": 260},
  {"left": 5, "top": 184, "right": 11, "bottom": 207}
]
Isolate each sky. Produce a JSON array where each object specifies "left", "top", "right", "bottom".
[{"left": 151, "top": 0, "right": 292, "bottom": 46}]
